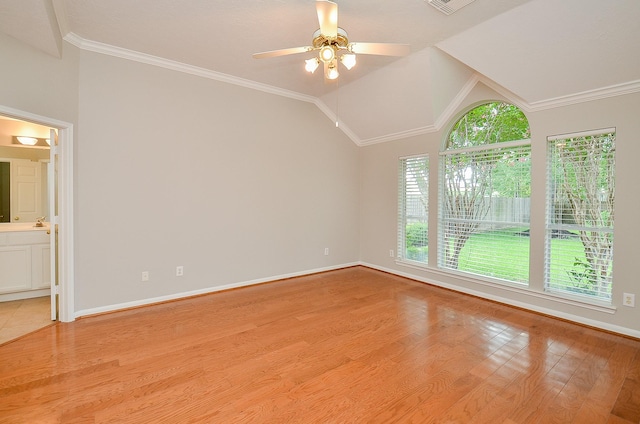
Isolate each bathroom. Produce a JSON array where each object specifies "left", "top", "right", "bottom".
[{"left": 0, "top": 115, "right": 54, "bottom": 343}]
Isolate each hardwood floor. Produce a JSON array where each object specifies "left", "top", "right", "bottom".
[{"left": 1, "top": 266, "right": 639, "bottom": 423}]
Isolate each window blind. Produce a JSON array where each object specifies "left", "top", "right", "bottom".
[
  {"left": 398, "top": 155, "right": 429, "bottom": 264},
  {"left": 545, "top": 131, "right": 615, "bottom": 301},
  {"left": 438, "top": 142, "right": 531, "bottom": 283}
]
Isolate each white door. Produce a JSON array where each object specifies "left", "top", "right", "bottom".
[
  {"left": 11, "top": 159, "right": 42, "bottom": 222},
  {"left": 49, "top": 129, "right": 58, "bottom": 321}
]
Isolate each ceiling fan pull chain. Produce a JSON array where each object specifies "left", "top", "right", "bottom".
[{"left": 335, "top": 78, "right": 340, "bottom": 128}]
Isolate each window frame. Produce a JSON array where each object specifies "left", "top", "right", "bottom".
[
  {"left": 397, "top": 154, "right": 429, "bottom": 267},
  {"left": 544, "top": 128, "right": 616, "bottom": 304},
  {"left": 437, "top": 139, "right": 532, "bottom": 285}
]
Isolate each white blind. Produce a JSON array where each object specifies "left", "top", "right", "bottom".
[
  {"left": 545, "top": 131, "right": 615, "bottom": 301},
  {"left": 438, "top": 142, "right": 531, "bottom": 283},
  {"left": 398, "top": 155, "right": 429, "bottom": 264}
]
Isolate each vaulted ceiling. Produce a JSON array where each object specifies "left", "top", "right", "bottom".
[{"left": 1, "top": 0, "right": 639, "bottom": 145}]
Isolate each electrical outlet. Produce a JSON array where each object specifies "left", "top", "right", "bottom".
[
  {"left": 390, "top": 250, "right": 395, "bottom": 258},
  {"left": 324, "top": 248, "right": 329, "bottom": 256},
  {"left": 623, "top": 293, "right": 635, "bottom": 307},
  {"left": 176, "top": 266, "right": 184, "bottom": 277},
  {"left": 141, "top": 271, "right": 149, "bottom": 282}
]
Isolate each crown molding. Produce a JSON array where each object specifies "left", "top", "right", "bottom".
[
  {"left": 63, "top": 32, "right": 364, "bottom": 145},
  {"left": 312, "top": 99, "right": 360, "bottom": 144},
  {"left": 526, "top": 79, "right": 640, "bottom": 111},
  {"left": 63, "top": 33, "right": 640, "bottom": 147},
  {"left": 63, "top": 33, "right": 319, "bottom": 106},
  {"left": 357, "top": 73, "right": 480, "bottom": 146},
  {"left": 340, "top": 74, "right": 640, "bottom": 147},
  {"left": 475, "top": 73, "right": 640, "bottom": 113},
  {"left": 357, "top": 125, "right": 437, "bottom": 147}
]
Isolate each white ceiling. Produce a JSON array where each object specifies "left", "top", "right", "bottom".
[{"left": 1, "top": 0, "right": 639, "bottom": 144}]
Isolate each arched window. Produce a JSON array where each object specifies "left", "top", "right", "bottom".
[{"left": 438, "top": 102, "right": 531, "bottom": 284}]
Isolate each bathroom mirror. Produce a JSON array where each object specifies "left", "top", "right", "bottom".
[{"left": 0, "top": 161, "right": 9, "bottom": 222}]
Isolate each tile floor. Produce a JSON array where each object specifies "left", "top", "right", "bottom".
[{"left": 0, "top": 297, "right": 53, "bottom": 345}]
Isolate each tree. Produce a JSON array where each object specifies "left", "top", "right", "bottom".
[
  {"left": 442, "top": 102, "right": 530, "bottom": 269},
  {"left": 447, "top": 102, "right": 530, "bottom": 149},
  {"left": 551, "top": 132, "right": 615, "bottom": 297}
]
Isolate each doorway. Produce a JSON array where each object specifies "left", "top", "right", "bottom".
[{"left": 0, "top": 105, "right": 74, "bottom": 329}]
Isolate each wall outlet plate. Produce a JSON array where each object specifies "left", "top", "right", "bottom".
[
  {"left": 623, "top": 293, "right": 635, "bottom": 307},
  {"left": 141, "top": 271, "right": 149, "bottom": 282}
]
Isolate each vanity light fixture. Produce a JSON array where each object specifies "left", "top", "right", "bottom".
[
  {"left": 16, "top": 136, "right": 38, "bottom": 146},
  {"left": 12, "top": 136, "right": 51, "bottom": 147}
]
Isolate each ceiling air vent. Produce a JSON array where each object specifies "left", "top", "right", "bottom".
[{"left": 426, "top": 0, "right": 477, "bottom": 15}]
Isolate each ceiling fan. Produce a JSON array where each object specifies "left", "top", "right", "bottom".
[{"left": 253, "top": 0, "right": 410, "bottom": 81}]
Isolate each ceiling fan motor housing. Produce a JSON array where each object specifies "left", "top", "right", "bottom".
[{"left": 312, "top": 27, "right": 349, "bottom": 50}]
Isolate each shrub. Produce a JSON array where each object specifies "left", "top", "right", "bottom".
[{"left": 406, "top": 222, "right": 428, "bottom": 248}]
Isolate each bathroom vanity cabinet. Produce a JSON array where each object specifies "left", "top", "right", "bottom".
[{"left": 0, "top": 225, "right": 51, "bottom": 299}]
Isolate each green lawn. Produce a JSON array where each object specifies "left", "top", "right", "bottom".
[
  {"left": 406, "top": 227, "right": 603, "bottom": 295},
  {"left": 457, "top": 227, "right": 531, "bottom": 283},
  {"left": 456, "top": 227, "right": 588, "bottom": 286}
]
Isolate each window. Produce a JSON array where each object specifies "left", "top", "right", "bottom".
[
  {"left": 545, "top": 129, "right": 615, "bottom": 302},
  {"left": 398, "top": 155, "right": 429, "bottom": 265},
  {"left": 438, "top": 102, "right": 531, "bottom": 284}
]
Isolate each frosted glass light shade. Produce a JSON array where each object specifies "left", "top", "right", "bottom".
[{"left": 17, "top": 136, "right": 38, "bottom": 145}]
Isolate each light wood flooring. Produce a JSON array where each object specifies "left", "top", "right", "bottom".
[
  {"left": 0, "top": 296, "right": 52, "bottom": 345},
  {"left": 1, "top": 267, "right": 639, "bottom": 423}
]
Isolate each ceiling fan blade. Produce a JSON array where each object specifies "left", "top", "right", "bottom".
[
  {"left": 316, "top": 0, "right": 338, "bottom": 38},
  {"left": 253, "top": 46, "right": 312, "bottom": 59},
  {"left": 348, "top": 42, "right": 411, "bottom": 57}
]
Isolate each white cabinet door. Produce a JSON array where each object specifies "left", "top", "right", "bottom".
[
  {"left": 0, "top": 246, "right": 31, "bottom": 292},
  {"left": 11, "top": 159, "right": 42, "bottom": 223},
  {"left": 31, "top": 243, "right": 51, "bottom": 289}
]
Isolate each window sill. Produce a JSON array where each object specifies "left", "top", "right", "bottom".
[{"left": 395, "top": 260, "right": 616, "bottom": 315}]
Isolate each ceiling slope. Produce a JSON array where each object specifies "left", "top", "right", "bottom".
[
  {"left": 437, "top": 0, "right": 640, "bottom": 106},
  {"left": 1, "top": 0, "right": 639, "bottom": 144},
  {"left": 0, "top": 0, "right": 62, "bottom": 57}
]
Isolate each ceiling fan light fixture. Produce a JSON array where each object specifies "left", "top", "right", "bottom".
[
  {"left": 326, "top": 61, "right": 339, "bottom": 80},
  {"left": 305, "top": 57, "right": 320, "bottom": 73},
  {"left": 319, "top": 45, "right": 335, "bottom": 63},
  {"left": 252, "top": 1, "right": 410, "bottom": 82},
  {"left": 340, "top": 53, "right": 356, "bottom": 70}
]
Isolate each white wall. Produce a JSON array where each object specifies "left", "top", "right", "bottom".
[
  {"left": 360, "top": 82, "right": 640, "bottom": 336},
  {"left": 74, "top": 50, "right": 360, "bottom": 312}
]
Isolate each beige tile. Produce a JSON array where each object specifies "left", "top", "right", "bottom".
[{"left": 0, "top": 297, "right": 51, "bottom": 345}]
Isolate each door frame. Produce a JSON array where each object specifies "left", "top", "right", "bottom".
[{"left": 0, "top": 105, "right": 75, "bottom": 322}]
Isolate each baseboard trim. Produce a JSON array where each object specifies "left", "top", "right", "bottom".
[
  {"left": 74, "top": 262, "right": 359, "bottom": 319},
  {"left": 360, "top": 262, "right": 640, "bottom": 340}
]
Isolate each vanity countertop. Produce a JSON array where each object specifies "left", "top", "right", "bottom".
[{"left": 0, "top": 223, "right": 50, "bottom": 232}]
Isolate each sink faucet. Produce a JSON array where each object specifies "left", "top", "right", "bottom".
[{"left": 35, "top": 217, "right": 46, "bottom": 227}]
